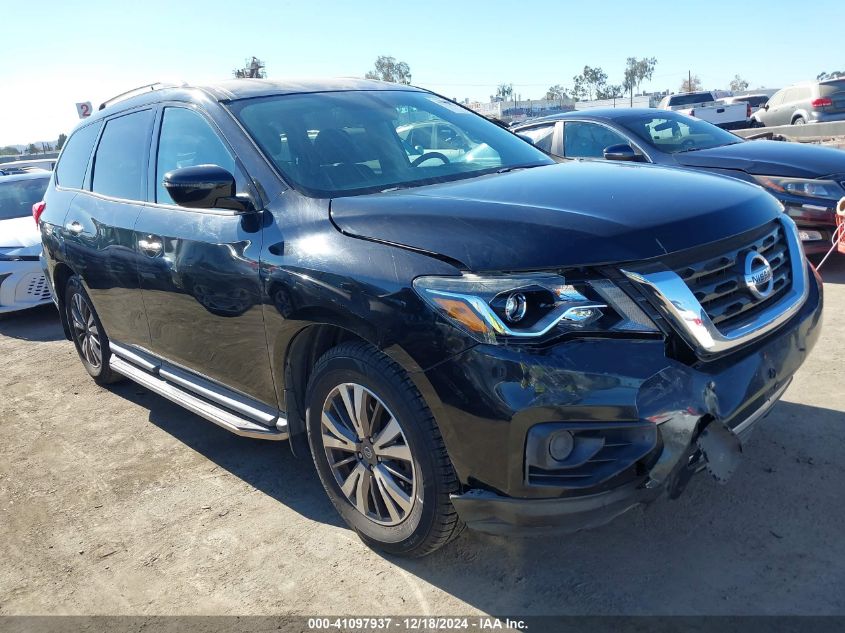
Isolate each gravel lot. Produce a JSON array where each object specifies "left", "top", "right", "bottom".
[{"left": 1, "top": 257, "right": 844, "bottom": 617}]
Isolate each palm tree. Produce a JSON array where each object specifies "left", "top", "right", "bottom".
[{"left": 495, "top": 83, "right": 514, "bottom": 101}]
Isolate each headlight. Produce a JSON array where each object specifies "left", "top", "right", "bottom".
[
  {"left": 413, "top": 272, "right": 658, "bottom": 343},
  {"left": 753, "top": 175, "right": 845, "bottom": 202}
]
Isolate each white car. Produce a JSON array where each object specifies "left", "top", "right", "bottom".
[
  {"left": 0, "top": 172, "right": 53, "bottom": 313},
  {"left": 657, "top": 91, "right": 749, "bottom": 130},
  {"left": 0, "top": 158, "right": 56, "bottom": 175}
]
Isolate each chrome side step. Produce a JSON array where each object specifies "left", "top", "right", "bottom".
[{"left": 109, "top": 355, "right": 288, "bottom": 441}]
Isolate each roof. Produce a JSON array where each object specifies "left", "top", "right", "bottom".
[
  {"left": 196, "top": 77, "right": 422, "bottom": 100},
  {"left": 0, "top": 171, "right": 52, "bottom": 182},
  {"left": 513, "top": 108, "right": 659, "bottom": 127},
  {"left": 87, "top": 78, "right": 423, "bottom": 122}
]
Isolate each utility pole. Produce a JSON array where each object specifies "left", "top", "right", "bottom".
[{"left": 688, "top": 70, "right": 692, "bottom": 92}]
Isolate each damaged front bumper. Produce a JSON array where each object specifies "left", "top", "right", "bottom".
[{"left": 424, "top": 265, "right": 823, "bottom": 536}]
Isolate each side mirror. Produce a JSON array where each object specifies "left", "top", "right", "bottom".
[
  {"left": 603, "top": 144, "right": 641, "bottom": 162},
  {"left": 163, "top": 165, "right": 255, "bottom": 213},
  {"left": 763, "top": 103, "right": 770, "bottom": 110}
]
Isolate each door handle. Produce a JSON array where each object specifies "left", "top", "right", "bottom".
[
  {"left": 138, "top": 237, "right": 163, "bottom": 257},
  {"left": 66, "top": 221, "right": 83, "bottom": 235}
]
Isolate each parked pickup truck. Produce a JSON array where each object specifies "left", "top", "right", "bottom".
[{"left": 658, "top": 91, "right": 749, "bottom": 130}]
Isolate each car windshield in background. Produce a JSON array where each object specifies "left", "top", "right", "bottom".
[
  {"left": 617, "top": 112, "right": 742, "bottom": 154},
  {"left": 0, "top": 177, "right": 49, "bottom": 221},
  {"left": 228, "top": 90, "right": 553, "bottom": 197}
]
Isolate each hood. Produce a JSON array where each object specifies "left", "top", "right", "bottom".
[
  {"left": 330, "top": 161, "right": 783, "bottom": 271},
  {"left": 675, "top": 140, "right": 845, "bottom": 179},
  {"left": 0, "top": 216, "right": 41, "bottom": 249}
]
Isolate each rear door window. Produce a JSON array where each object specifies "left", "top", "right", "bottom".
[
  {"left": 783, "top": 87, "right": 805, "bottom": 103},
  {"left": 564, "top": 121, "right": 628, "bottom": 159},
  {"left": 155, "top": 107, "right": 236, "bottom": 205},
  {"left": 91, "top": 110, "right": 155, "bottom": 201},
  {"left": 55, "top": 122, "right": 102, "bottom": 189}
]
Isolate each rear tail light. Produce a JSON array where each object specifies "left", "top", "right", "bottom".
[
  {"left": 811, "top": 97, "right": 833, "bottom": 109},
  {"left": 32, "top": 201, "right": 46, "bottom": 226}
]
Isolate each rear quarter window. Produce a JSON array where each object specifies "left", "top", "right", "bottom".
[
  {"left": 55, "top": 122, "right": 102, "bottom": 189},
  {"left": 91, "top": 110, "right": 155, "bottom": 201}
]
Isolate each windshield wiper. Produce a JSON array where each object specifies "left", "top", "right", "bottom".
[
  {"left": 495, "top": 163, "right": 547, "bottom": 174},
  {"left": 676, "top": 140, "right": 744, "bottom": 154}
]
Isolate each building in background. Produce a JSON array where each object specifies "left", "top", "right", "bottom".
[{"left": 469, "top": 94, "right": 660, "bottom": 123}]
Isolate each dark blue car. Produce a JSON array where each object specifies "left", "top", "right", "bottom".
[{"left": 513, "top": 109, "right": 845, "bottom": 255}]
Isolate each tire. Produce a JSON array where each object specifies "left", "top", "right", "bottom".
[
  {"left": 305, "top": 342, "right": 464, "bottom": 557},
  {"left": 793, "top": 116, "right": 806, "bottom": 125},
  {"left": 64, "top": 275, "right": 123, "bottom": 385}
]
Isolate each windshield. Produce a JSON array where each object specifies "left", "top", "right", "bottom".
[
  {"left": 617, "top": 112, "right": 742, "bottom": 154},
  {"left": 0, "top": 177, "right": 49, "bottom": 221},
  {"left": 228, "top": 90, "right": 553, "bottom": 197}
]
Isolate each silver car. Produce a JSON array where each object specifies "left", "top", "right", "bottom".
[
  {"left": 752, "top": 79, "right": 845, "bottom": 126},
  {"left": 0, "top": 172, "right": 53, "bottom": 313}
]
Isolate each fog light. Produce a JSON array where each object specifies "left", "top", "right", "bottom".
[
  {"left": 504, "top": 292, "right": 527, "bottom": 323},
  {"left": 549, "top": 431, "right": 574, "bottom": 461}
]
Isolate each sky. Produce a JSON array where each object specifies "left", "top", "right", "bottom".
[{"left": 3, "top": 0, "right": 844, "bottom": 145}]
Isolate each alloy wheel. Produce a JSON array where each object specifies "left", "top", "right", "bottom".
[
  {"left": 321, "top": 383, "right": 416, "bottom": 526},
  {"left": 70, "top": 292, "right": 102, "bottom": 369}
]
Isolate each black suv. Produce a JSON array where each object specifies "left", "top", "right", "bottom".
[{"left": 39, "top": 79, "right": 823, "bottom": 557}]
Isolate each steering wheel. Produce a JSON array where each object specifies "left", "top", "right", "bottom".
[
  {"left": 681, "top": 138, "right": 696, "bottom": 149},
  {"left": 411, "top": 152, "right": 450, "bottom": 167}
]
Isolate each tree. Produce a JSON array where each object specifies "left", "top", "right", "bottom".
[
  {"left": 572, "top": 66, "right": 608, "bottom": 101},
  {"left": 0, "top": 146, "right": 20, "bottom": 156},
  {"left": 56, "top": 133, "right": 67, "bottom": 150},
  {"left": 729, "top": 75, "right": 749, "bottom": 92},
  {"left": 817, "top": 70, "right": 845, "bottom": 80},
  {"left": 681, "top": 74, "right": 702, "bottom": 92},
  {"left": 365, "top": 56, "right": 412, "bottom": 84},
  {"left": 597, "top": 84, "right": 623, "bottom": 100},
  {"left": 26, "top": 143, "right": 38, "bottom": 155},
  {"left": 544, "top": 84, "right": 567, "bottom": 102},
  {"left": 635, "top": 57, "right": 657, "bottom": 91},
  {"left": 623, "top": 56, "right": 658, "bottom": 103},
  {"left": 495, "top": 83, "right": 514, "bottom": 101},
  {"left": 623, "top": 57, "right": 638, "bottom": 102}
]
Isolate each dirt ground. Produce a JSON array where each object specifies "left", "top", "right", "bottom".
[{"left": 1, "top": 257, "right": 844, "bottom": 617}]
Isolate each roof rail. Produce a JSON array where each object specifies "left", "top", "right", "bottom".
[{"left": 98, "top": 82, "right": 186, "bottom": 111}]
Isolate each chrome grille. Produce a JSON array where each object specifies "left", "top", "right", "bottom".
[{"left": 674, "top": 222, "right": 791, "bottom": 329}]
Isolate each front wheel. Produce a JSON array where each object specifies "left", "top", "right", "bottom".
[
  {"left": 793, "top": 116, "right": 806, "bottom": 125},
  {"left": 305, "top": 342, "right": 463, "bottom": 557}
]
